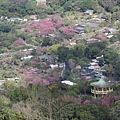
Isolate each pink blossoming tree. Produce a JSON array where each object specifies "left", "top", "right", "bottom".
[{"left": 13, "top": 39, "right": 26, "bottom": 45}]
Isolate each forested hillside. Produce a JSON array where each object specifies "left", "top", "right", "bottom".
[{"left": 0, "top": 0, "right": 120, "bottom": 120}]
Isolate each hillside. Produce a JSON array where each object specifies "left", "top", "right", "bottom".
[{"left": 0, "top": 0, "right": 120, "bottom": 120}]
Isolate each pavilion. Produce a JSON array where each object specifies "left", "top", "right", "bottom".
[{"left": 90, "top": 76, "right": 113, "bottom": 98}]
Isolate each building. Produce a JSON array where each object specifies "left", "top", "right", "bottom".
[
  {"left": 29, "top": 15, "right": 37, "bottom": 20},
  {"left": 90, "top": 76, "right": 113, "bottom": 98},
  {"left": 38, "top": 55, "right": 55, "bottom": 62},
  {"left": 21, "top": 55, "right": 33, "bottom": 61},
  {"left": 0, "top": 80, "right": 5, "bottom": 85},
  {"left": 36, "top": 0, "right": 46, "bottom": 5},
  {"left": 8, "top": 18, "right": 22, "bottom": 22},
  {"left": 49, "top": 64, "right": 58, "bottom": 69},
  {"left": 85, "top": 10, "right": 93, "bottom": 15},
  {"left": 61, "top": 80, "right": 76, "bottom": 86}
]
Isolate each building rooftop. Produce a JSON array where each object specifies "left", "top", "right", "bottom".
[
  {"left": 38, "top": 55, "right": 55, "bottom": 60},
  {"left": 61, "top": 80, "right": 76, "bottom": 86},
  {"left": 90, "top": 76, "right": 113, "bottom": 87}
]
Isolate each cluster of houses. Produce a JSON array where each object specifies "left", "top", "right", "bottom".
[
  {"left": 73, "top": 10, "right": 107, "bottom": 35},
  {"left": 72, "top": 10, "right": 118, "bottom": 44},
  {"left": 21, "top": 54, "right": 65, "bottom": 69},
  {"left": 0, "top": 14, "right": 39, "bottom": 23},
  {"left": 0, "top": 16, "right": 28, "bottom": 22},
  {"left": 79, "top": 56, "right": 106, "bottom": 81}
]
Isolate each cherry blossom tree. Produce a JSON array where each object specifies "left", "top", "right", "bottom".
[
  {"left": 13, "top": 39, "right": 26, "bottom": 45},
  {"left": 60, "top": 26, "right": 74, "bottom": 36},
  {"left": 83, "top": 100, "right": 91, "bottom": 105},
  {"left": 30, "top": 19, "right": 56, "bottom": 35},
  {"left": 25, "top": 71, "right": 34, "bottom": 82},
  {"left": 47, "top": 77, "right": 59, "bottom": 83},
  {"left": 18, "top": 68, "right": 25, "bottom": 73},
  {"left": 73, "top": 98, "right": 81, "bottom": 105},
  {"left": 56, "top": 19, "right": 63, "bottom": 28}
]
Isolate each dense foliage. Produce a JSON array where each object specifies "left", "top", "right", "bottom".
[
  {"left": 0, "top": 82, "right": 120, "bottom": 120},
  {"left": 0, "top": 0, "right": 120, "bottom": 120}
]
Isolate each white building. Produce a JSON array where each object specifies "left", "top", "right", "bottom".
[
  {"left": 61, "top": 80, "right": 76, "bottom": 86},
  {"left": 49, "top": 64, "right": 58, "bottom": 69},
  {"left": 21, "top": 55, "right": 33, "bottom": 60},
  {"left": 36, "top": 0, "right": 46, "bottom": 5}
]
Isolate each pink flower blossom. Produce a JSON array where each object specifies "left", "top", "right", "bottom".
[
  {"left": 73, "top": 98, "right": 81, "bottom": 105},
  {"left": 60, "top": 26, "right": 74, "bottom": 36},
  {"left": 47, "top": 77, "right": 59, "bottom": 82},
  {"left": 18, "top": 68, "right": 25, "bottom": 73},
  {"left": 14, "top": 39, "right": 26, "bottom": 45},
  {"left": 24, "top": 26, "right": 32, "bottom": 32},
  {"left": 30, "top": 19, "right": 56, "bottom": 35},
  {"left": 31, "top": 59, "right": 37, "bottom": 65},
  {"left": 32, "top": 77, "right": 50, "bottom": 85},
  {"left": 95, "top": 34, "right": 107, "bottom": 40},
  {"left": 25, "top": 71, "right": 34, "bottom": 80},
  {"left": 101, "top": 98, "right": 110, "bottom": 106},
  {"left": 56, "top": 19, "right": 63, "bottom": 28},
  {"left": 83, "top": 100, "right": 91, "bottom": 105},
  {"left": 21, "top": 84, "right": 28, "bottom": 88},
  {"left": 32, "top": 78, "right": 43, "bottom": 84}
]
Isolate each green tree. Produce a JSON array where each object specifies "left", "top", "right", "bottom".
[
  {"left": 0, "top": 109, "right": 26, "bottom": 120},
  {"left": 114, "top": 60, "right": 120, "bottom": 80},
  {"left": 85, "top": 42, "right": 106, "bottom": 59},
  {"left": 72, "top": 43, "right": 86, "bottom": 58},
  {"left": 79, "top": 0, "right": 97, "bottom": 11},
  {"left": 25, "top": 1, "right": 36, "bottom": 14},
  {"left": 42, "top": 37, "right": 53, "bottom": 47},
  {"left": 103, "top": 48, "right": 118, "bottom": 65},
  {"left": 6, "top": 87, "right": 28, "bottom": 102},
  {"left": 57, "top": 46, "right": 70, "bottom": 62},
  {"left": 48, "top": 44, "right": 60, "bottom": 55}
]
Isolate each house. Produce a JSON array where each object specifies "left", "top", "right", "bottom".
[
  {"left": 86, "top": 38, "right": 99, "bottom": 43},
  {"left": 78, "top": 23, "right": 88, "bottom": 27},
  {"left": 87, "top": 18, "right": 102, "bottom": 23},
  {"left": 0, "top": 80, "right": 5, "bottom": 85},
  {"left": 61, "top": 80, "right": 76, "bottom": 86},
  {"left": 38, "top": 55, "right": 55, "bottom": 62},
  {"left": 78, "top": 22, "right": 98, "bottom": 28},
  {"left": 58, "top": 63, "right": 65, "bottom": 68},
  {"left": 99, "top": 13, "right": 107, "bottom": 20},
  {"left": 90, "top": 62, "right": 98, "bottom": 66},
  {"left": 73, "top": 27, "right": 85, "bottom": 34},
  {"left": 49, "top": 64, "right": 58, "bottom": 69},
  {"left": 21, "top": 55, "right": 33, "bottom": 60},
  {"left": 107, "top": 35, "right": 114, "bottom": 39},
  {"left": 92, "top": 59, "right": 99, "bottom": 63},
  {"left": 14, "top": 77, "right": 19, "bottom": 82},
  {"left": 36, "top": 0, "right": 46, "bottom": 5},
  {"left": 108, "top": 28, "right": 117, "bottom": 34},
  {"left": 23, "top": 18, "right": 28, "bottom": 22},
  {"left": 87, "top": 22, "right": 99, "bottom": 28},
  {"left": 7, "top": 78, "right": 19, "bottom": 82},
  {"left": 79, "top": 58, "right": 104, "bottom": 80},
  {"left": 29, "top": 15, "right": 37, "bottom": 20},
  {"left": 85, "top": 10, "right": 93, "bottom": 15},
  {"left": 69, "top": 42, "right": 76, "bottom": 46},
  {"left": 0, "top": 16, "right": 8, "bottom": 21},
  {"left": 8, "top": 18, "right": 22, "bottom": 22}
]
